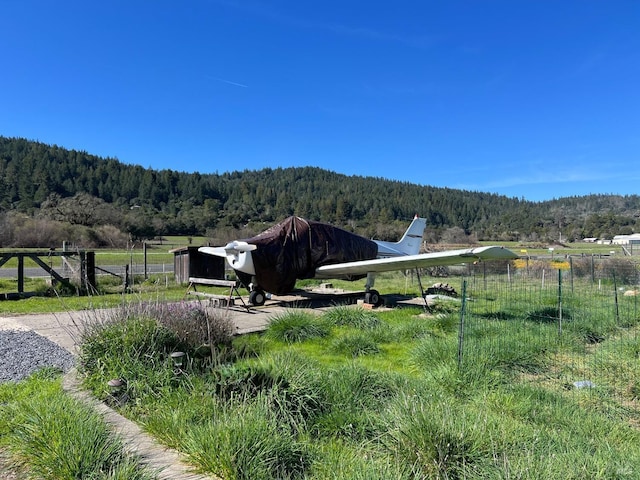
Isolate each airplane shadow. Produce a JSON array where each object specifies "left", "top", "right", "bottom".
[{"left": 268, "top": 289, "right": 425, "bottom": 310}]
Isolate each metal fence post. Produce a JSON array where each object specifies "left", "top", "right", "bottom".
[
  {"left": 457, "top": 280, "right": 468, "bottom": 370},
  {"left": 558, "top": 268, "right": 563, "bottom": 339},
  {"left": 613, "top": 271, "right": 620, "bottom": 325}
]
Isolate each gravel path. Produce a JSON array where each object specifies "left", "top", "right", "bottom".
[{"left": 0, "top": 330, "right": 76, "bottom": 383}]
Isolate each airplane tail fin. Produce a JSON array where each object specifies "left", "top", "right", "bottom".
[{"left": 375, "top": 216, "right": 426, "bottom": 257}]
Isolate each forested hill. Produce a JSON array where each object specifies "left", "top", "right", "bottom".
[{"left": 1, "top": 136, "right": 639, "bottom": 244}]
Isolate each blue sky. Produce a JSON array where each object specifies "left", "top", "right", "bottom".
[{"left": 2, "top": 1, "right": 639, "bottom": 202}]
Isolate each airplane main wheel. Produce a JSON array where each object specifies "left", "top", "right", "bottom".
[
  {"left": 365, "top": 289, "right": 381, "bottom": 306},
  {"left": 249, "top": 289, "right": 266, "bottom": 306}
]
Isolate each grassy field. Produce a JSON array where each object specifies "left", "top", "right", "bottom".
[
  {"left": 0, "top": 275, "right": 188, "bottom": 314},
  {"left": 1, "top": 237, "right": 632, "bottom": 269},
  {"left": 65, "top": 270, "right": 640, "bottom": 480}
]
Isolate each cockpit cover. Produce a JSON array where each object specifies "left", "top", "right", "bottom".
[{"left": 243, "top": 216, "right": 378, "bottom": 294}]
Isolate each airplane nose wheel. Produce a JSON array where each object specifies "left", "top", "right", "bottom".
[
  {"left": 249, "top": 289, "right": 266, "bottom": 306},
  {"left": 364, "top": 289, "right": 381, "bottom": 306}
]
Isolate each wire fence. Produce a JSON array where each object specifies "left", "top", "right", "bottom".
[{"left": 449, "top": 255, "right": 640, "bottom": 417}]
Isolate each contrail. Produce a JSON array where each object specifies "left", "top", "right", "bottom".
[{"left": 211, "top": 76, "right": 249, "bottom": 88}]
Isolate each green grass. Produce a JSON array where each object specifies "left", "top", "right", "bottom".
[
  {"left": 481, "top": 240, "right": 636, "bottom": 257},
  {"left": 0, "top": 276, "right": 188, "bottom": 314},
  {"left": 264, "top": 310, "right": 331, "bottom": 343},
  {"left": 0, "top": 369, "right": 157, "bottom": 479},
  {"left": 183, "top": 393, "right": 312, "bottom": 480}
]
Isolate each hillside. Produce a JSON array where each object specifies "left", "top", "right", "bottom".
[{"left": 1, "top": 136, "right": 639, "bottom": 247}]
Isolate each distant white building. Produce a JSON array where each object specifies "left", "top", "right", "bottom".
[{"left": 612, "top": 233, "right": 640, "bottom": 246}]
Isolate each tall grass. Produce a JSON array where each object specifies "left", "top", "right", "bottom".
[
  {"left": 183, "top": 393, "right": 311, "bottom": 480},
  {"left": 0, "top": 369, "right": 156, "bottom": 479},
  {"left": 321, "top": 304, "right": 382, "bottom": 329},
  {"left": 265, "top": 310, "right": 330, "bottom": 343},
  {"left": 310, "top": 363, "right": 402, "bottom": 441},
  {"left": 384, "top": 392, "right": 505, "bottom": 479},
  {"left": 309, "top": 441, "right": 417, "bottom": 479}
]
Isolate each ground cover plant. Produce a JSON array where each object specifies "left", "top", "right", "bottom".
[{"left": 77, "top": 271, "right": 640, "bottom": 480}]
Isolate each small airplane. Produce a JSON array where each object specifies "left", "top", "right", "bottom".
[{"left": 199, "top": 216, "right": 518, "bottom": 306}]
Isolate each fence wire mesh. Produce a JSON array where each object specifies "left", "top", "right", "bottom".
[{"left": 443, "top": 256, "right": 640, "bottom": 420}]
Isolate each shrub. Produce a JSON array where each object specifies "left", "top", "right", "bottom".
[
  {"left": 79, "top": 314, "right": 178, "bottom": 400},
  {"left": 151, "top": 302, "right": 234, "bottom": 349},
  {"left": 79, "top": 312, "right": 178, "bottom": 372},
  {"left": 597, "top": 257, "right": 639, "bottom": 286},
  {"left": 79, "top": 301, "right": 237, "bottom": 398}
]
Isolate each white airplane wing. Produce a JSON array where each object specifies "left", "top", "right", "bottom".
[{"left": 315, "top": 246, "right": 518, "bottom": 277}]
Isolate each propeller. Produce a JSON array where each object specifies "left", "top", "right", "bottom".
[{"left": 200, "top": 241, "right": 257, "bottom": 258}]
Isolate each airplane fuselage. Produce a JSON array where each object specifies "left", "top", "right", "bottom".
[
  {"left": 221, "top": 216, "right": 427, "bottom": 281},
  {"left": 198, "top": 215, "right": 516, "bottom": 305}
]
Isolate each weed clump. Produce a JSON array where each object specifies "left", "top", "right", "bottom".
[
  {"left": 331, "top": 332, "right": 381, "bottom": 357},
  {"left": 152, "top": 301, "right": 235, "bottom": 350},
  {"left": 78, "top": 301, "right": 236, "bottom": 400},
  {"left": 265, "top": 310, "right": 330, "bottom": 343},
  {"left": 322, "top": 305, "right": 382, "bottom": 329},
  {"left": 184, "top": 394, "right": 312, "bottom": 480},
  {"left": 385, "top": 393, "right": 503, "bottom": 479}
]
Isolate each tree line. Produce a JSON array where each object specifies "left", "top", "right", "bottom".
[{"left": 1, "top": 136, "right": 639, "bottom": 248}]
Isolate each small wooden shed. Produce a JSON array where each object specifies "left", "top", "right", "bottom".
[{"left": 171, "top": 246, "right": 226, "bottom": 285}]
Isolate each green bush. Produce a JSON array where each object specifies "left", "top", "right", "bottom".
[{"left": 151, "top": 301, "right": 235, "bottom": 350}]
